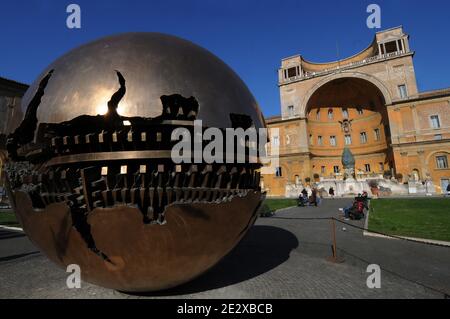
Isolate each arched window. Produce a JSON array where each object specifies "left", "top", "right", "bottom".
[
  {"left": 342, "top": 108, "right": 349, "bottom": 118},
  {"left": 412, "top": 169, "right": 420, "bottom": 181},
  {"left": 328, "top": 108, "right": 334, "bottom": 120}
]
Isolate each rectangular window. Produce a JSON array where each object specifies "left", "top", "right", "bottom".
[
  {"left": 272, "top": 135, "right": 280, "bottom": 147},
  {"left": 434, "top": 134, "right": 443, "bottom": 140},
  {"left": 398, "top": 84, "right": 408, "bottom": 99},
  {"left": 275, "top": 166, "right": 283, "bottom": 177},
  {"left": 436, "top": 156, "right": 448, "bottom": 169},
  {"left": 344, "top": 134, "right": 352, "bottom": 145},
  {"left": 321, "top": 166, "right": 326, "bottom": 174},
  {"left": 360, "top": 132, "right": 368, "bottom": 144},
  {"left": 374, "top": 128, "right": 381, "bottom": 141},
  {"left": 318, "top": 136, "right": 323, "bottom": 146},
  {"left": 287, "top": 67, "right": 297, "bottom": 78},
  {"left": 316, "top": 109, "right": 320, "bottom": 120},
  {"left": 342, "top": 108, "right": 349, "bottom": 119},
  {"left": 430, "top": 115, "right": 441, "bottom": 129},
  {"left": 333, "top": 166, "right": 340, "bottom": 173},
  {"left": 385, "top": 40, "right": 398, "bottom": 54},
  {"left": 328, "top": 109, "right": 334, "bottom": 120},
  {"left": 364, "top": 164, "right": 371, "bottom": 172},
  {"left": 330, "top": 135, "right": 336, "bottom": 146},
  {"left": 357, "top": 107, "right": 363, "bottom": 115},
  {"left": 287, "top": 105, "right": 294, "bottom": 117},
  {"left": 379, "top": 162, "right": 384, "bottom": 172}
]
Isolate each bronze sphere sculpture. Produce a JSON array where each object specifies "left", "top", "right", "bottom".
[{"left": 5, "top": 33, "right": 266, "bottom": 292}]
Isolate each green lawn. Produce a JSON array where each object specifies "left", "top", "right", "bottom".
[
  {"left": 262, "top": 198, "right": 297, "bottom": 215},
  {"left": 0, "top": 209, "right": 20, "bottom": 227},
  {"left": 368, "top": 198, "right": 450, "bottom": 242}
]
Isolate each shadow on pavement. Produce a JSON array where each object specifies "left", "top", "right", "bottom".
[
  {"left": 0, "top": 229, "right": 26, "bottom": 240},
  {"left": 122, "top": 225, "right": 298, "bottom": 296},
  {"left": 0, "top": 251, "right": 40, "bottom": 262}
]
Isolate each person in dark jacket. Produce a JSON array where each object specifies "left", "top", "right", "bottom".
[
  {"left": 329, "top": 187, "right": 335, "bottom": 199},
  {"left": 310, "top": 188, "right": 318, "bottom": 207}
]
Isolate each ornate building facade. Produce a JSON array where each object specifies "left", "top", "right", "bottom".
[
  {"left": 263, "top": 26, "right": 450, "bottom": 196},
  {"left": 0, "top": 76, "right": 28, "bottom": 190}
]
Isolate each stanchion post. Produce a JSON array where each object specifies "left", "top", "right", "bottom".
[{"left": 327, "top": 218, "right": 344, "bottom": 263}]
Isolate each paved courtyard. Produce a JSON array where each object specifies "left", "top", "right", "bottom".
[{"left": 1, "top": 199, "right": 449, "bottom": 298}]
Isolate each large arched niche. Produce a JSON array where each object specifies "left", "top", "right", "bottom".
[
  {"left": 300, "top": 72, "right": 392, "bottom": 117},
  {"left": 303, "top": 74, "right": 395, "bottom": 177}
]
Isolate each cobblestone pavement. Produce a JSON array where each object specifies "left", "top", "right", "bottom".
[{"left": 1, "top": 199, "right": 449, "bottom": 298}]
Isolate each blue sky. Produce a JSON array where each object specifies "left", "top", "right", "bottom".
[{"left": 1, "top": 0, "right": 449, "bottom": 116}]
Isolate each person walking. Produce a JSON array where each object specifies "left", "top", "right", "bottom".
[
  {"left": 311, "top": 188, "right": 318, "bottom": 207},
  {"left": 328, "top": 187, "right": 335, "bottom": 199}
]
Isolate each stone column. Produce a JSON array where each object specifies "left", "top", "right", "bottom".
[
  {"left": 417, "top": 150, "right": 427, "bottom": 180},
  {"left": 410, "top": 105, "right": 420, "bottom": 141},
  {"left": 403, "top": 37, "right": 410, "bottom": 53},
  {"left": 298, "top": 118, "right": 309, "bottom": 153},
  {"left": 388, "top": 108, "right": 403, "bottom": 143}
]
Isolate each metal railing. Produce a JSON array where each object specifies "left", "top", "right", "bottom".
[{"left": 280, "top": 50, "right": 408, "bottom": 84}]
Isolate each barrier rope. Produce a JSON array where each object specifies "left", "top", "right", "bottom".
[
  {"left": 268, "top": 213, "right": 450, "bottom": 298},
  {"left": 268, "top": 215, "right": 450, "bottom": 248}
]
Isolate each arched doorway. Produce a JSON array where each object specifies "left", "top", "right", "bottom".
[{"left": 304, "top": 76, "right": 394, "bottom": 180}]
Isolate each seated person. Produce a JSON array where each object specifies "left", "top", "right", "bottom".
[
  {"left": 343, "top": 200, "right": 365, "bottom": 220},
  {"left": 297, "top": 192, "right": 309, "bottom": 206},
  {"left": 297, "top": 193, "right": 305, "bottom": 206},
  {"left": 360, "top": 191, "right": 370, "bottom": 209}
]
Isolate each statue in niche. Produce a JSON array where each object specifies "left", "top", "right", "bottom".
[{"left": 341, "top": 147, "right": 356, "bottom": 180}]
